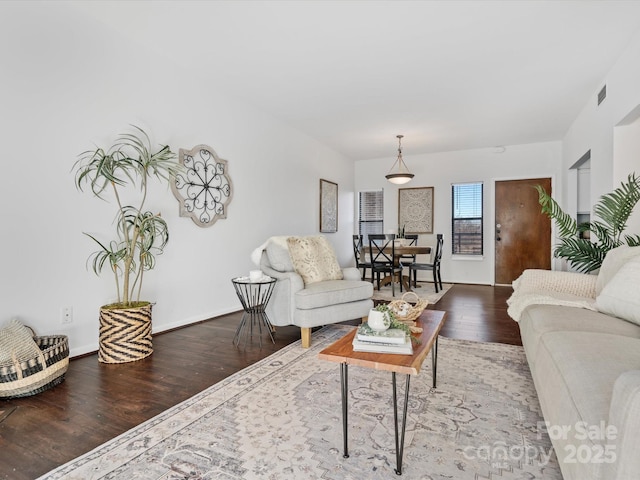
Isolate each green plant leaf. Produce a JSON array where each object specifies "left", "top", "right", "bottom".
[
  {"left": 536, "top": 173, "right": 640, "bottom": 272},
  {"left": 534, "top": 185, "right": 577, "bottom": 238},
  {"left": 74, "top": 126, "right": 182, "bottom": 304},
  {"left": 553, "top": 237, "right": 607, "bottom": 273},
  {"left": 593, "top": 173, "right": 640, "bottom": 241},
  {"left": 625, "top": 234, "right": 640, "bottom": 246},
  {"left": 587, "top": 221, "right": 621, "bottom": 251}
]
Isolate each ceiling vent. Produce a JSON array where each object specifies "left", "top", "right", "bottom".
[{"left": 598, "top": 85, "right": 607, "bottom": 106}]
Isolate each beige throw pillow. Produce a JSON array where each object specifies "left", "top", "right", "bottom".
[
  {"left": 596, "top": 256, "right": 640, "bottom": 326},
  {"left": 287, "top": 236, "right": 344, "bottom": 285},
  {"left": 596, "top": 245, "right": 640, "bottom": 295}
]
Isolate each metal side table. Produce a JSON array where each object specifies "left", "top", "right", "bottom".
[{"left": 231, "top": 277, "right": 276, "bottom": 348}]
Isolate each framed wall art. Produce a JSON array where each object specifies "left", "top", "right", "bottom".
[
  {"left": 398, "top": 186, "right": 434, "bottom": 234},
  {"left": 319, "top": 179, "right": 338, "bottom": 233},
  {"left": 171, "top": 144, "right": 233, "bottom": 227}
]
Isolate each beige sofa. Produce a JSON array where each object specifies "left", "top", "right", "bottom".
[
  {"left": 255, "top": 236, "right": 373, "bottom": 347},
  {"left": 508, "top": 246, "right": 640, "bottom": 480}
]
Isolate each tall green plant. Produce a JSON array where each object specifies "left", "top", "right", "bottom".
[
  {"left": 74, "top": 126, "right": 183, "bottom": 306},
  {"left": 535, "top": 173, "right": 640, "bottom": 273}
]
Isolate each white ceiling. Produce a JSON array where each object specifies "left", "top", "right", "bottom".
[{"left": 71, "top": 0, "right": 640, "bottom": 161}]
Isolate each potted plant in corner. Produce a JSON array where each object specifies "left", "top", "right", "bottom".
[
  {"left": 535, "top": 173, "right": 640, "bottom": 273},
  {"left": 74, "top": 125, "right": 183, "bottom": 363}
]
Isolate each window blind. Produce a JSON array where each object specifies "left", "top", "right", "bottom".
[
  {"left": 359, "top": 190, "right": 383, "bottom": 240},
  {"left": 451, "top": 183, "right": 483, "bottom": 255}
]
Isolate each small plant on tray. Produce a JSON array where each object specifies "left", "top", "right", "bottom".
[{"left": 370, "top": 304, "right": 421, "bottom": 344}]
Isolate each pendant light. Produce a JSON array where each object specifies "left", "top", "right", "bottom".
[{"left": 385, "top": 134, "right": 414, "bottom": 184}]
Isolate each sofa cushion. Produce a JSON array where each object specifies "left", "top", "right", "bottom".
[
  {"left": 519, "top": 304, "right": 640, "bottom": 377},
  {"left": 265, "top": 236, "right": 293, "bottom": 272},
  {"left": 608, "top": 370, "right": 640, "bottom": 480},
  {"left": 287, "top": 236, "right": 343, "bottom": 285},
  {"left": 294, "top": 299, "right": 373, "bottom": 328},
  {"left": 596, "top": 245, "right": 640, "bottom": 295},
  {"left": 521, "top": 304, "right": 640, "bottom": 341},
  {"left": 295, "top": 279, "right": 372, "bottom": 310},
  {"left": 597, "top": 257, "right": 640, "bottom": 326},
  {"left": 535, "top": 332, "right": 640, "bottom": 480},
  {"left": 540, "top": 332, "right": 640, "bottom": 429}
]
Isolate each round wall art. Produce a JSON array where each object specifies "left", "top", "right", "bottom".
[{"left": 171, "top": 144, "right": 233, "bottom": 227}]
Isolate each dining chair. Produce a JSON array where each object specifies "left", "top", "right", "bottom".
[
  {"left": 368, "top": 234, "right": 403, "bottom": 296},
  {"left": 398, "top": 233, "right": 418, "bottom": 267},
  {"left": 352, "top": 235, "right": 372, "bottom": 281},
  {"left": 408, "top": 234, "right": 444, "bottom": 292}
]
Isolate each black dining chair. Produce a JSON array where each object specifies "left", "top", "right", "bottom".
[
  {"left": 368, "top": 234, "right": 403, "bottom": 296},
  {"left": 398, "top": 234, "right": 418, "bottom": 270},
  {"left": 408, "top": 234, "right": 444, "bottom": 292},
  {"left": 352, "top": 235, "right": 372, "bottom": 281}
]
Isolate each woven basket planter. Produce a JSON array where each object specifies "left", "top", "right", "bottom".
[
  {"left": 0, "top": 334, "right": 69, "bottom": 399},
  {"left": 98, "top": 303, "right": 153, "bottom": 364}
]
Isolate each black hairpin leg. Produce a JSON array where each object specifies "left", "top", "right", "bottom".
[
  {"left": 432, "top": 335, "right": 438, "bottom": 388},
  {"left": 340, "top": 362, "right": 349, "bottom": 458},
  {"left": 392, "top": 372, "right": 411, "bottom": 475}
]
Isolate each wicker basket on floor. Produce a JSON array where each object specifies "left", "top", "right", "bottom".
[
  {"left": 0, "top": 334, "right": 69, "bottom": 399},
  {"left": 387, "top": 292, "right": 428, "bottom": 325},
  {"left": 98, "top": 303, "right": 152, "bottom": 363}
]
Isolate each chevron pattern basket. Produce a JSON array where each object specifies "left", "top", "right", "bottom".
[{"left": 98, "top": 303, "right": 153, "bottom": 364}]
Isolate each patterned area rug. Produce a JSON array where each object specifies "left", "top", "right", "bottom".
[
  {"left": 371, "top": 282, "right": 452, "bottom": 303},
  {"left": 39, "top": 326, "right": 561, "bottom": 480}
]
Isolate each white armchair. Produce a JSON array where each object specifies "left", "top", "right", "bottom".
[{"left": 257, "top": 236, "right": 373, "bottom": 347}]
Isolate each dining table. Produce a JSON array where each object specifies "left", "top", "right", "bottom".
[{"left": 363, "top": 243, "right": 431, "bottom": 292}]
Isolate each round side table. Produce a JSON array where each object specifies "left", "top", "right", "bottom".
[{"left": 231, "top": 277, "right": 277, "bottom": 348}]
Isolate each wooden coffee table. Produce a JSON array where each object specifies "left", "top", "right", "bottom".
[{"left": 318, "top": 309, "right": 447, "bottom": 475}]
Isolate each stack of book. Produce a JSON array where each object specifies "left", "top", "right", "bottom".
[{"left": 352, "top": 323, "right": 413, "bottom": 355}]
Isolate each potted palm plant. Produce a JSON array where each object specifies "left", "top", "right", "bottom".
[
  {"left": 74, "top": 125, "right": 183, "bottom": 363},
  {"left": 535, "top": 173, "right": 640, "bottom": 273}
]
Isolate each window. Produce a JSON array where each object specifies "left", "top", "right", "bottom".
[
  {"left": 358, "top": 190, "right": 383, "bottom": 241},
  {"left": 452, "top": 182, "right": 483, "bottom": 255}
]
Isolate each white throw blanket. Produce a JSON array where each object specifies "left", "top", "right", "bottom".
[
  {"left": 250, "top": 236, "right": 290, "bottom": 266},
  {"left": 506, "top": 269, "right": 598, "bottom": 322},
  {"left": 250, "top": 240, "right": 269, "bottom": 266},
  {"left": 507, "top": 291, "right": 597, "bottom": 323}
]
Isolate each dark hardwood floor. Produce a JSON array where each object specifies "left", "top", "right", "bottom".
[{"left": 0, "top": 283, "right": 516, "bottom": 480}]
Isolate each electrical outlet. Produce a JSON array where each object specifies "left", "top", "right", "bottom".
[{"left": 61, "top": 306, "right": 73, "bottom": 324}]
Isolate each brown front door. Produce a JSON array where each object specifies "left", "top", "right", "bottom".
[{"left": 495, "top": 178, "right": 551, "bottom": 285}]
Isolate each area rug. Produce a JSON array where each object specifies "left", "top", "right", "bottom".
[
  {"left": 39, "top": 326, "right": 561, "bottom": 480},
  {"left": 371, "top": 281, "right": 452, "bottom": 304}
]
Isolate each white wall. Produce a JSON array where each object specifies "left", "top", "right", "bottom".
[
  {"left": 614, "top": 112, "right": 640, "bottom": 234},
  {"left": 5, "top": 3, "right": 640, "bottom": 357},
  {"left": 562, "top": 29, "right": 640, "bottom": 226},
  {"left": 0, "top": 3, "right": 356, "bottom": 357},
  {"left": 355, "top": 141, "right": 563, "bottom": 285}
]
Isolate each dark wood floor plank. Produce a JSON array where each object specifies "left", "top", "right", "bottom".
[{"left": 0, "top": 284, "right": 517, "bottom": 480}]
